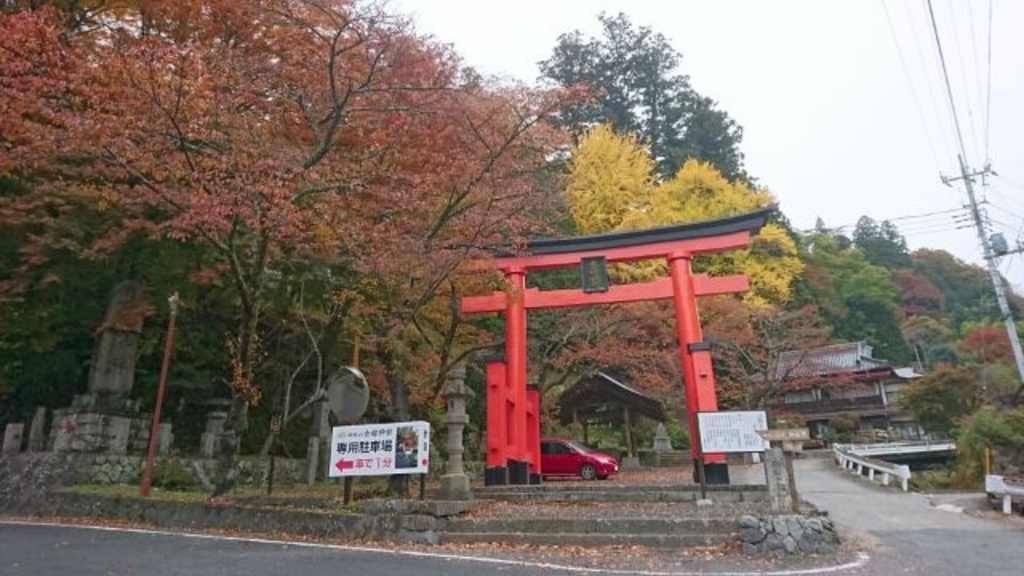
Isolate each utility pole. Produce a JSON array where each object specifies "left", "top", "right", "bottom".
[
  {"left": 924, "top": 0, "right": 1024, "bottom": 401},
  {"left": 945, "top": 159, "right": 1024, "bottom": 399}
]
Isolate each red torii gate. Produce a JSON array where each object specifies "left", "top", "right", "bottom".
[{"left": 461, "top": 209, "right": 771, "bottom": 486}]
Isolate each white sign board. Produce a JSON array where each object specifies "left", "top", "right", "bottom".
[
  {"left": 697, "top": 411, "right": 769, "bottom": 453},
  {"left": 329, "top": 421, "right": 430, "bottom": 477}
]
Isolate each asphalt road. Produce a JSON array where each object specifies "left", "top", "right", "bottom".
[
  {"left": 795, "top": 457, "right": 1024, "bottom": 575},
  {"left": 1, "top": 519, "right": 874, "bottom": 576},
  {"left": 0, "top": 522, "right": 563, "bottom": 576},
  {"left": 11, "top": 459, "right": 1020, "bottom": 576}
]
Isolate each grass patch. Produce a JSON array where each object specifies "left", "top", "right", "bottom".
[
  {"left": 909, "top": 469, "right": 969, "bottom": 492},
  {"left": 65, "top": 475, "right": 396, "bottom": 505},
  {"left": 66, "top": 484, "right": 209, "bottom": 502}
]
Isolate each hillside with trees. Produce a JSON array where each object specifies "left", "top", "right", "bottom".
[{"left": 1, "top": 4, "right": 1021, "bottom": 491}]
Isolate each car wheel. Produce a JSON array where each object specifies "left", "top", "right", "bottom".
[{"left": 579, "top": 463, "right": 597, "bottom": 481}]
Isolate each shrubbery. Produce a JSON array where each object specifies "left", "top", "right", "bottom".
[{"left": 150, "top": 459, "right": 196, "bottom": 490}]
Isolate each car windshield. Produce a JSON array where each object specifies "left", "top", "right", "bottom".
[{"left": 568, "top": 441, "right": 597, "bottom": 454}]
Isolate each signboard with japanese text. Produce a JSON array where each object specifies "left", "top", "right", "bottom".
[
  {"left": 329, "top": 421, "right": 430, "bottom": 477},
  {"left": 696, "top": 411, "right": 769, "bottom": 453},
  {"left": 758, "top": 428, "right": 810, "bottom": 442}
]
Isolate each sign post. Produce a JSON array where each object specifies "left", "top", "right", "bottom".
[
  {"left": 695, "top": 411, "right": 769, "bottom": 498},
  {"left": 696, "top": 411, "right": 770, "bottom": 453},
  {"left": 694, "top": 419, "right": 707, "bottom": 500},
  {"left": 329, "top": 421, "right": 431, "bottom": 504}
]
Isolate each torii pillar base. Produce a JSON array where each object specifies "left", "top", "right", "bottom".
[
  {"left": 696, "top": 461, "right": 731, "bottom": 485},
  {"left": 485, "top": 466, "right": 508, "bottom": 487}
]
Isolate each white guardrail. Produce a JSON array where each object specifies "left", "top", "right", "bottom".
[
  {"left": 986, "top": 474, "right": 1024, "bottom": 515},
  {"left": 840, "top": 440, "right": 956, "bottom": 458},
  {"left": 833, "top": 444, "right": 912, "bottom": 492}
]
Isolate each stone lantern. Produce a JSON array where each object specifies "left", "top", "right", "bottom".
[{"left": 439, "top": 362, "right": 475, "bottom": 500}]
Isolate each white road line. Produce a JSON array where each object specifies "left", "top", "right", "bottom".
[{"left": 0, "top": 519, "right": 871, "bottom": 575}]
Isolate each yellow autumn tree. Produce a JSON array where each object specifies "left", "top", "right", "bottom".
[
  {"left": 565, "top": 126, "right": 803, "bottom": 305},
  {"left": 565, "top": 124, "right": 654, "bottom": 234}
]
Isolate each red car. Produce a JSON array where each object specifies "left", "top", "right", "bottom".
[{"left": 540, "top": 438, "right": 619, "bottom": 480}]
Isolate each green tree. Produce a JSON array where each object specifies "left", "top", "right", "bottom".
[
  {"left": 911, "top": 249, "right": 997, "bottom": 333},
  {"left": 852, "top": 216, "right": 911, "bottom": 269},
  {"left": 540, "top": 12, "right": 746, "bottom": 180},
  {"left": 899, "top": 365, "right": 1012, "bottom": 437},
  {"left": 901, "top": 315, "right": 956, "bottom": 370},
  {"left": 804, "top": 233, "right": 911, "bottom": 362}
]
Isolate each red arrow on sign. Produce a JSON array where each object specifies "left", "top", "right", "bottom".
[{"left": 335, "top": 459, "right": 354, "bottom": 472}]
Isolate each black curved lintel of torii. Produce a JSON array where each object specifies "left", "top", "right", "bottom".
[{"left": 491, "top": 207, "right": 775, "bottom": 257}]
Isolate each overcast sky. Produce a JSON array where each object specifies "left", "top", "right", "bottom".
[{"left": 393, "top": 0, "right": 1024, "bottom": 289}]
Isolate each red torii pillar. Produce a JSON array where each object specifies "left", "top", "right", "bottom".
[{"left": 461, "top": 210, "right": 770, "bottom": 486}]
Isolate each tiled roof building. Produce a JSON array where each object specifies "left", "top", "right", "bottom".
[{"left": 769, "top": 341, "right": 924, "bottom": 440}]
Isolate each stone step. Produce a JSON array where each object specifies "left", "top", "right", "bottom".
[
  {"left": 479, "top": 482, "right": 762, "bottom": 494},
  {"left": 438, "top": 530, "right": 736, "bottom": 549},
  {"left": 478, "top": 486, "right": 768, "bottom": 504},
  {"left": 654, "top": 451, "right": 690, "bottom": 467},
  {"left": 443, "top": 516, "right": 737, "bottom": 535}
]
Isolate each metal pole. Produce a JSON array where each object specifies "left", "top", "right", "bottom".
[
  {"left": 694, "top": 415, "right": 707, "bottom": 500},
  {"left": 343, "top": 476, "right": 353, "bottom": 505},
  {"left": 140, "top": 292, "right": 180, "bottom": 498}
]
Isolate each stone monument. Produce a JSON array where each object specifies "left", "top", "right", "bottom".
[
  {"left": 88, "top": 280, "right": 150, "bottom": 400},
  {"left": 763, "top": 447, "right": 794, "bottom": 514},
  {"left": 3, "top": 423, "right": 24, "bottom": 454},
  {"left": 27, "top": 407, "right": 47, "bottom": 451},
  {"left": 653, "top": 422, "right": 672, "bottom": 452},
  {"left": 44, "top": 281, "right": 171, "bottom": 456},
  {"left": 439, "top": 362, "right": 474, "bottom": 500},
  {"left": 200, "top": 400, "right": 230, "bottom": 458}
]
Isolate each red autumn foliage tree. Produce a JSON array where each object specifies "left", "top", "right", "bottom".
[
  {"left": 891, "top": 269, "right": 945, "bottom": 317},
  {"left": 959, "top": 326, "right": 1014, "bottom": 365},
  {"left": 1, "top": 2, "right": 572, "bottom": 494},
  {"left": 702, "top": 298, "right": 832, "bottom": 408}
]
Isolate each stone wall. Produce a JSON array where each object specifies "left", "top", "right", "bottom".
[
  {"left": 76, "top": 454, "right": 306, "bottom": 487},
  {"left": 36, "top": 492, "right": 467, "bottom": 545},
  {"left": 0, "top": 453, "right": 79, "bottom": 514},
  {"left": 1, "top": 452, "right": 308, "bottom": 514},
  {"left": 48, "top": 410, "right": 156, "bottom": 454},
  {"left": 739, "top": 514, "right": 839, "bottom": 555}
]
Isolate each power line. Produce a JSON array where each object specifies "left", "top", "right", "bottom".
[
  {"left": 902, "top": 226, "right": 974, "bottom": 238},
  {"left": 985, "top": 209, "right": 1024, "bottom": 233},
  {"left": 880, "top": 0, "right": 945, "bottom": 171},
  {"left": 813, "top": 206, "right": 970, "bottom": 231},
  {"left": 945, "top": 0, "right": 982, "bottom": 161},
  {"left": 901, "top": 0, "right": 959, "bottom": 172},
  {"left": 985, "top": 0, "right": 994, "bottom": 164},
  {"left": 899, "top": 216, "right": 973, "bottom": 234},
  {"left": 885, "top": 206, "right": 971, "bottom": 222},
  {"left": 925, "top": 0, "right": 1024, "bottom": 396},
  {"left": 925, "top": 0, "right": 971, "bottom": 163},
  {"left": 966, "top": 0, "right": 986, "bottom": 100},
  {"left": 995, "top": 174, "right": 1024, "bottom": 192},
  {"left": 985, "top": 187, "right": 1024, "bottom": 216}
]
